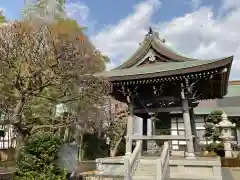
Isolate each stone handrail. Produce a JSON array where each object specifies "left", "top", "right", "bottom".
[
  {"left": 124, "top": 141, "right": 142, "bottom": 180},
  {"left": 156, "top": 141, "right": 170, "bottom": 180}
]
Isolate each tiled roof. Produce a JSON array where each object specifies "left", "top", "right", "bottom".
[
  {"left": 96, "top": 57, "right": 232, "bottom": 81},
  {"left": 228, "top": 80, "right": 240, "bottom": 85},
  {"left": 195, "top": 82, "right": 240, "bottom": 116},
  {"left": 115, "top": 31, "right": 196, "bottom": 70},
  {"left": 95, "top": 30, "right": 233, "bottom": 82},
  {"left": 225, "top": 84, "right": 240, "bottom": 97},
  {"left": 194, "top": 106, "right": 240, "bottom": 117}
]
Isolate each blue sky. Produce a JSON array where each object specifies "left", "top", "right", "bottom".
[
  {"left": 1, "top": 0, "right": 240, "bottom": 79},
  {"left": 0, "top": 0, "right": 223, "bottom": 35}
]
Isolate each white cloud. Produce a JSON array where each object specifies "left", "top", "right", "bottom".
[
  {"left": 0, "top": 7, "right": 5, "bottom": 15},
  {"left": 91, "top": 0, "right": 161, "bottom": 70},
  {"left": 91, "top": 0, "right": 240, "bottom": 79},
  {"left": 157, "top": 6, "right": 240, "bottom": 78},
  {"left": 222, "top": 0, "right": 240, "bottom": 9},
  {"left": 185, "top": 0, "right": 202, "bottom": 10},
  {"left": 65, "top": 1, "right": 89, "bottom": 26}
]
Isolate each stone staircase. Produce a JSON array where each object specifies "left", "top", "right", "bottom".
[
  {"left": 132, "top": 157, "right": 208, "bottom": 180},
  {"left": 132, "top": 159, "right": 157, "bottom": 180},
  {"left": 93, "top": 154, "right": 223, "bottom": 180},
  {"left": 94, "top": 144, "right": 222, "bottom": 180}
]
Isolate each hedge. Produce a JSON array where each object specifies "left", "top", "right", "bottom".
[{"left": 221, "top": 157, "right": 240, "bottom": 167}]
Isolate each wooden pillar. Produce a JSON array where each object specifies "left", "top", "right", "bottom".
[
  {"left": 237, "top": 127, "right": 240, "bottom": 146},
  {"left": 182, "top": 98, "right": 195, "bottom": 158},
  {"left": 189, "top": 108, "right": 200, "bottom": 152},
  {"left": 126, "top": 102, "right": 134, "bottom": 155},
  {"left": 142, "top": 117, "right": 148, "bottom": 151}
]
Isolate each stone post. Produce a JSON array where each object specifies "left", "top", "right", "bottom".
[
  {"left": 134, "top": 116, "right": 143, "bottom": 153},
  {"left": 182, "top": 98, "right": 195, "bottom": 158},
  {"left": 190, "top": 108, "right": 200, "bottom": 152},
  {"left": 147, "top": 117, "right": 158, "bottom": 153},
  {"left": 134, "top": 116, "right": 143, "bottom": 136},
  {"left": 147, "top": 118, "right": 152, "bottom": 136},
  {"left": 217, "top": 112, "right": 236, "bottom": 158},
  {"left": 126, "top": 103, "right": 134, "bottom": 155},
  {"left": 237, "top": 127, "right": 240, "bottom": 146},
  {"left": 224, "top": 143, "right": 232, "bottom": 158}
]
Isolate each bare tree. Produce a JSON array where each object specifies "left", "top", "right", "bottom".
[{"left": 0, "top": 19, "right": 109, "bottom": 160}]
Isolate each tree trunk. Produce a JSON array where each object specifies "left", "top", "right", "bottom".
[
  {"left": 14, "top": 134, "right": 25, "bottom": 161},
  {"left": 13, "top": 99, "right": 24, "bottom": 123},
  {"left": 12, "top": 99, "right": 25, "bottom": 161},
  {"left": 59, "top": 117, "right": 65, "bottom": 139},
  {"left": 77, "top": 134, "right": 83, "bottom": 161},
  {"left": 111, "top": 135, "right": 123, "bottom": 157},
  {"left": 97, "top": 122, "right": 102, "bottom": 138},
  {"left": 63, "top": 126, "right": 70, "bottom": 142},
  {"left": 110, "top": 125, "right": 127, "bottom": 157}
]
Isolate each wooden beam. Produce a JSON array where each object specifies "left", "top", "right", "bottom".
[
  {"left": 132, "top": 135, "right": 188, "bottom": 140},
  {"left": 133, "top": 107, "right": 182, "bottom": 113},
  {"left": 140, "top": 96, "right": 181, "bottom": 102}
]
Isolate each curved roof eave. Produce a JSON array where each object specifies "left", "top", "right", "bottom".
[
  {"left": 114, "top": 37, "right": 153, "bottom": 70},
  {"left": 151, "top": 39, "right": 196, "bottom": 61},
  {"left": 114, "top": 35, "right": 208, "bottom": 70},
  {"left": 96, "top": 56, "right": 233, "bottom": 81}
]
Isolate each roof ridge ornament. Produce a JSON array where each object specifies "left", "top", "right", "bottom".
[
  {"left": 148, "top": 26, "right": 153, "bottom": 36},
  {"left": 149, "top": 54, "right": 156, "bottom": 62},
  {"left": 146, "top": 27, "right": 166, "bottom": 43},
  {"left": 146, "top": 26, "right": 157, "bottom": 38}
]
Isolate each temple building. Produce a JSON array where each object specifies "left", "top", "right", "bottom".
[
  {"left": 96, "top": 28, "right": 233, "bottom": 157},
  {"left": 194, "top": 81, "right": 240, "bottom": 144},
  {"left": 166, "top": 80, "right": 240, "bottom": 152}
]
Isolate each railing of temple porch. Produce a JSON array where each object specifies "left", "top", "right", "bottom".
[
  {"left": 156, "top": 141, "right": 170, "bottom": 180},
  {"left": 124, "top": 140, "right": 142, "bottom": 180}
]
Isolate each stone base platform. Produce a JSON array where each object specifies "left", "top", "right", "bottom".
[
  {"left": 169, "top": 156, "right": 222, "bottom": 180},
  {"left": 95, "top": 156, "right": 125, "bottom": 176},
  {"left": 81, "top": 155, "right": 223, "bottom": 180}
]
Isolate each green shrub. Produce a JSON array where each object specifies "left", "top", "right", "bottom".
[
  {"left": 82, "top": 133, "right": 110, "bottom": 160},
  {"left": 204, "top": 151, "right": 218, "bottom": 157},
  {"left": 14, "top": 131, "right": 66, "bottom": 180},
  {"left": 221, "top": 157, "right": 240, "bottom": 167},
  {"left": 205, "top": 142, "right": 225, "bottom": 157},
  {"left": 205, "top": 110, "right": 223, "bottom": 124},
  {"left": 155, "top": 129, "right": 170, "bottom": 147}
]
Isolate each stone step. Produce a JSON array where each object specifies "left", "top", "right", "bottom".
[
  {"left": 132, "top": 175, "right": 156, "bottom": 180},
  {"left": 137, "top": 164, "right": 156, "bottom": 169},
  {"left": 166, "top": 178, "right": 209, "bottom": 180},
  {"left": 135, "top": 162, "right": 156, "bottom": 168},
  {"left": 134, "top": 171, "right": 156, "bottom": 176},
  {"left": 133, "top": 159, "right": 157, "bottom": 178},
  {"left": 135, "top": 168, "right": 156, "bottom": 175},
  {"left": 169, "top": 173, "right": 221, "bottom": 180}
]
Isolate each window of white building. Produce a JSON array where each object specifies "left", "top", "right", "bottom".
[{"left": 178, "top": 130, "right": 185, "bottom": 136}]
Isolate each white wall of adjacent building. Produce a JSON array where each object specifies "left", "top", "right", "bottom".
[
  {"left": 170, "top": 115, "right": 239, "bottom": 150},
  {"left": 0, "top": 124, "right": 15, "bottom": 149},
  {"left": 131, "top": 114, "right": 240, "bottom": 151},
  {"left": 170, "top": 116, "right": 206, "bottom": 150}
]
